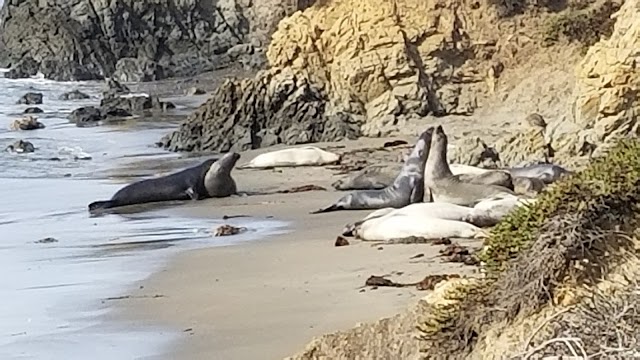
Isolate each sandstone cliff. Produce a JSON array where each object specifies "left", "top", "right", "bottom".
[
  {"left": 0, "top": 0, "right": 310, "bottom": 81},
  {"left": 161, "top": 0, "right": 631, "bottom": 163}
]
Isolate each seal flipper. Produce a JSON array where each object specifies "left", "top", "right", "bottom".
[
  {"left": 185, "top": 187, "right": 199, "bottom": 200},
  {"left": 310, "top": 203, "right": 341, "bottom": 214}
]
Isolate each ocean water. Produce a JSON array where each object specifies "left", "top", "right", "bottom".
[{"left": 0, "top": 72, "right": 288, "bottom": 359}]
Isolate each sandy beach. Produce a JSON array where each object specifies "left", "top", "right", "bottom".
[{"left": 114, "top": 139, "right": 482, "bottom": 360}]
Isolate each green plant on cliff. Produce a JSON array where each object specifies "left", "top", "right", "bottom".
[
  {"left": 418, "top": 138, "right": 640, "bottom": 357},
  {"left": 542, "top": 0, "right": 621, "bottom": 49}
]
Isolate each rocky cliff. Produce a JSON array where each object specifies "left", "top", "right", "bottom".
[
  {"left": 160, "top": 0, "right": 631, "bottom": 164},
  {"left": 0, "top": 0, "right": 309, "bottom": 81}
]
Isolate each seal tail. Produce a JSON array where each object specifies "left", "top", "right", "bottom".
[{"left": 88, "top": 200, "right": 115, "bottom": 212}]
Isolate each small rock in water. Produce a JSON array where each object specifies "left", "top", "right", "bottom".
[
  {"left": 186, "top": 87, "right": 206, "bottom": 96},
  {"left": 6, "top": 139, "right": 35, "bottom": 153},
  {"left": 9, "top": 116, "right": 45, "bottom": 131},
  {"left": 17, "top": 92, "right": 43, "bottom": 105},
  {"left": 214, "top": 224, "right": 247, "bottom": 237},
  {"left": 35, "top": 237, "right": 58, "bottom": 244},
  {"left": 59, "top": 90, "right": 91, "bottom": 100},
  {"left": 23, "top": 107, "right": 44, "bottom": 114}
]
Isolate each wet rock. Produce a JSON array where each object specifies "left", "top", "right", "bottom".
[
  {"left": 100, "top": 95, "right": 174, "bottom": 114},
  {"left": 9, "top": 116, "right": 45, "bottom": 131},
  {"left": 17, "top": 92, "right": 43, "bottom": 105},
  {"left": 4, "top": 57, "right": 40, "bottom": 79},
  {"left": 103, "top": 78, "right": 131, "bottom": 100},
  {"left": 214, "top": 224, "right": 247, "bottom": 237},
  {"left": 23, "top": 107, "right": 44, "bottom": 114},
  {"left": 68, "top": 106, "right": 133, "bottom": 127},
  {"left": 35, "top": 237, "right": 58, "bottom": 244},
  {"left": 5, "top": 140, "right": 35, "bottom": 153},
  {"left": 59, "top": 90, "right": 90, "bottom": 100}
]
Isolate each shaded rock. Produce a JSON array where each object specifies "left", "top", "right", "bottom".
[
  {"left": 186, "top": 87, "right": 206, "bottom": 96},
  {"left": 59, "top": 90, "right": 90, "bottom": 100},
  {"left": 112, "top": 58, "right": 172, "bottom": 83},
  {"left": 0, "top": 0, "right": 311, "bottom": 81},
  {"left": 5, "top": 139, "right": 35, "bottom": 153},
  {"left": 103, "top": 78, "right": 131, "bottom": 100},
  {"left": 4, "top": 57, "right": 40, "bottom": 79},
  {"left": 17, "top": 92, "right": 43, "bottom": 105},
  {"left": 68, "top": 106, "right": 132, "bottom": 127},
  {"left": 449, "top": 137, "right": 501, "bottom": 168},
  {"left": 100, "top": 95, "right": 174, "bottom": 114},
  {"left": 9, "top": 116, "right": 45, "bottom": 130},
  {"left": 23, "top": 107, "right": 44, "bottom": 114},
  {"left": 159, "top": 69, "right": 361, "bottom": 153}
]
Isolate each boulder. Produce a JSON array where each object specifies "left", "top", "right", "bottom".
[
  {"left": 0, "top": 0, "right": 313, "bottom": 81},
  {"left": 23, "top": 107, "right": 44, "bottom": 114},
  {"left": 59, "top": 90, "right": 90, "bottom": 100},
  {"left": 9, "top": 116, "right": 45, "bottom": 130},
  {"left": 102, "top": 78, "right": 131, "bottom": 100},
  {"left": 186, "top": 87, "right": 206, "bottom": 96},
  {"left": 158, "top": 69, "right": 361, "bottom": 152},
  {"left": 68, "top": 106, "right": 133, "bottom": 127},
  {"left": 100, "top": 95, "right": 174, "bottom": 113},
  {"left": 17, "top": 92, "right": 43, "bottom": 105}
]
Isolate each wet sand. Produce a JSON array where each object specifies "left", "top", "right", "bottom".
[{"left": 115, "top": 140, "right": 481, "bottom": 360}]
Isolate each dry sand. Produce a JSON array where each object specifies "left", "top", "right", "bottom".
[{"left": 113, "top": 138, "right": 482, "bottom": 360}]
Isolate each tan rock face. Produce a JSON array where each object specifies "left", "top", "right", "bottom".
[
  {"left": 266, "top": 0, "right": 491, "bottom": 136},
  {"left": 571, "top": 0, "right": 640, "bottom": 146}
]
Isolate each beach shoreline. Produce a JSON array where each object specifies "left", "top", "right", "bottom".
[{"left": 112, "top": 139, "right": 482, "bottom": 360}]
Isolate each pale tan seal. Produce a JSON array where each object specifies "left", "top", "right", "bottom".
[{"left": 424, "top": 125, "right": 516, "bottom": 207}]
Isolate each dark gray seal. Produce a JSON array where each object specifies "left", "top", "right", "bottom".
[
  {"left": 88, "top": 152, "right": 241, "bottom": 212},
  {"left": 311, "top": 127, "right": 434, "bottom": 214},
  {"left": 425, "top": 125, "right": 516, "bottom": 206}
]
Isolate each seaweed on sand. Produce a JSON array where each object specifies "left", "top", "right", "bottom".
[{"left": 417, "top": 139, "right": 640, "bottom": 358}]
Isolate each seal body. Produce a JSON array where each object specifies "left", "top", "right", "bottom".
[
  {"left": 507, "top": 163, "right": 571, "bottom": 184},
  {"left": 332, "top": 164, "right": 399, "bottom": 191},
  {"left": 354, "top": 211, "right": 484, "bottom": 241},
  {"left": 512, "top": 176, "right": 546, "bottom": 196},
  {"left": 88, "top": 152, "right": 240, "bottom": 211},
  {"left": 424, "top": 125, "right": 516, "bottom": 207},
  {"left": 342, "top": 202, "right": 503, "bottom": 236},
  {"left": 311, "top": 127, "right": 434, "bottom": 214},
  {"left": 473, "top": 195, "right": 537, "bottom": 219},
  {"left": 239, "top": 146, "right": 340, "bottom": 169}
]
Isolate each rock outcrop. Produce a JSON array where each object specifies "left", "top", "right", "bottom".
[
  {"left": 0, "top": 0, "right": 311, "bottom": 81},
  {"left": 159, "top": 68, "right": 361, "bottom": 152}
]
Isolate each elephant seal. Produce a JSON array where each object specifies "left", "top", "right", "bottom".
[
  {"left": 311, "top": 127, "right": 434, "bottom": 214},
  {"left": 353, "top": 211, "right": 487, "bottom": 242},
  {"left": 507, "top": 163, "right": 571, "bottom": 184},
  {"left": 473, "top": 195, "right": 537, "bottom": 219},
  {"left": 425, "top": 125, "right": 516, "bottom": 207},
  {"left": 88, "top": 152, "right": 241, "bottom": 212},
  {"left": 332, "top": 164, "right": 399, "bottom": 191},
  {"left": 238, "top": 146, "right": 340, "bottom": 169},
  {"left": 512, "top": 176, "right": 546, "bottom": 196},
  {"left": 342, "top": 202, "right": 506, "bottom": 236}
]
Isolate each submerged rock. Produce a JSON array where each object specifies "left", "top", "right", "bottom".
[
  {"left": 9, "top": 116, "right": 45, "bottom": 131},
  {"left": 23, "top": 107, "right": 44, "bottom": 114},
  {"left": 5, "top": 139, "right": 35, "bottom": 153},
  {"left": 59, "top": 90, "right": 90, "bottom": 100},
  {"left": 17, "top": 92, "right": 43, "bottom": 105}
]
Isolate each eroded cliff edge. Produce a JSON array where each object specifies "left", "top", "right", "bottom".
[
  {"left": 0, "top": 0, "right": 313, "bottom": 81},
  {"left": 159, "top": 0, "right": 635, "bottom": 169}
]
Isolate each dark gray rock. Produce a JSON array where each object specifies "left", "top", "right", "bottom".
[
  {"left": 59, "top": 90, "right": 90, "bottom": 100},
  {"left": 158, "top": 70, "right": 361, "bottom": 153},
  {"left": 24, "top": 107, "right": 44, "bottom": 114},
  {"left": 0, "top": 0, "right": 308, "bottom": 81},
  {"left": 68, "top": 106, "right": 133, "bottom": 127},
  {"left": 5, "top": 139, "right": 35, "bottom": 153},
  {"left": 17, "top": 92, "right": 43, "bottom": 105},
  {"left": 102, "top": 78, "right": 131, "bottom": 100},
  {"left": 100, "top": 95, "right": 174, "bottom": 113}
]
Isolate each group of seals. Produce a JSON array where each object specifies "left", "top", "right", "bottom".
[
  {"left": 311, "top": 127, "right": 435, "bottom": 214},
  {"left": 89, "top": 152, "right": 240, "bottom": 212}
]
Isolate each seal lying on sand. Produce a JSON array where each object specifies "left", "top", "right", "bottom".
[
  {"left": 88, "top": 152, "right": 241, "bottom": 211},
  {"left": 238, "top": 146, "right": 340, "bottom": 169},
  {"left": 311, "top": 127, "right": 434, "bottom": 214},
  {"left": 352, "top": 209, "right": 488, "bottom": 241},
  {"left": 425, "top": 125, "right": 516, "bottom": 207},
  {"left": 507, "top": 163, "right": 572, "bottom": 184},
  {"left": 342, "top": 202, "right": 508, "bottom": 237}
]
